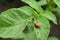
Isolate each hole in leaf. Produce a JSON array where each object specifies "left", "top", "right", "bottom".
[
  {"left": 36, "top": 0, "right": 40, "bottom": 1},
  {"left": 23, "top": 26, "right": 28, "bottom": 33}
]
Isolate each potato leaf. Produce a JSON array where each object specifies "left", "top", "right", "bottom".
[
  {"left": 48, "top": 36, "right": 59, "bottom": 40},
  {"left": 23, "top": 15, "right": 50, "bottom": 40},
  {"left": 0, "top": 6, "right": 34, "bottom": 38},
  {"left": 43, "top": 11, "right": 57, "bottom": 24},
  {"left": 21, "top": 0, "right": 44, "bottom": 14},
  {"left": 38, "top": 0, "right": 47, "bottom": 6},
  {"left": 53, "top": 0, "right": 60, "bottom": 8},
  {"left": 34, "top": 16, "right": 50, "bottom": 40}
]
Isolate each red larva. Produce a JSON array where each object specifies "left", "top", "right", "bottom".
[{"left": 35, "top": 23, "right": 40, "bottom": 28}]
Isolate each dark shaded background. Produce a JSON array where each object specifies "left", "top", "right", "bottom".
[{"left": 0, "top": 0, "right": 60, "bottom": 40}]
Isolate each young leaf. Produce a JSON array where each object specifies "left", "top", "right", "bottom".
[
  {"left": 43, "top": 11, "right": 57, "bottom": 24},
  {"left": 53, "top": 0, "right": 60, "bottom": 8},
  {"left": 21, "top": 0, "right": 44, "bottom": 14}
]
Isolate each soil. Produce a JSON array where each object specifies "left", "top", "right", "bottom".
[
  {"left": 49, "top": 22, "right": 60, "bottom": 40},
  {"left": 0, "top": 0, "right": 60, "bottom": 40}
]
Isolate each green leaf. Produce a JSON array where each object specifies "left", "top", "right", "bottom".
[
  {"left": 53, "top": 7, "right": 60, "bottom": 18},
  {"left": 23, "top": 21, "right": 37, "bottom": 40},
  {"left": 34, "top": 16, "right": 50, "bottom": 40},
  {"left": 0, "top": 22, "right": 27, "bottom": 38},
  {"left": 38, "top": 0, "right": 47, "bottom": 6},
  {"left": 53, "top": 0, "right": 60, "bottom": 8},
  {"left": 48, "top": 36, "right": 59, "bottom": 40},
  {"left": 24, "top": 32, "right": 37, "bottom": 40},
  {"left": 0, "top": 6, "right": 34, "bottom": 38},
  {"left": 0, "top": 6, "right": 33, "bottom": 27},
  {"left": 21, "top": 0, "right": 44, "bottom": 14},
  {"left": 43, "top": 11, "right": 57, "bottom": 24},
  {"left": 23, "top": 15, "right": 50, "bottom": 40}
]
